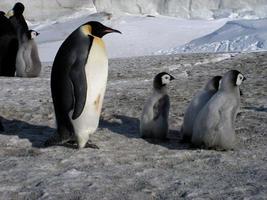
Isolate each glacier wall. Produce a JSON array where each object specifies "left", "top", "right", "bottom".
[
  {"left": 1, "top": 0, "right": 267, "bottom": 22},
  {"left": 93, "top": 0, "right": 267, "bottom": 19},
  {"left": 0, "top": 0, "right": 95, "bottom": 22}
]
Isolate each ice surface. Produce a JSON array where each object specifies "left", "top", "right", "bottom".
[
  {"left": 94, "top": 0, "right": 267, "bottom": 19},
  {"left": 0, "top": 0, "right": 95, "bottom": 22},
  {"left": 161, "top": 19, "right": 267, "bottom": 54},
  {"left": 34, "top": 14, "right": 228, "bottom": 62}
]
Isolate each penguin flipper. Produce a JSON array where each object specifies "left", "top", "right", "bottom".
[
  {"left": 70, "top": 59, "right": 87, "bottom": 120},
  {"left": 153, "top": 95, "right": 170, "bottom": 120},
  {"left": 203, "top": 106, "right": 221, "bottom": 146}
]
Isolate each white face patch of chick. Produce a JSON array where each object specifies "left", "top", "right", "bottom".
[
  {"left": 31, "top": 31, "right": 38, "bottom": 39},
  {"left": 161, "top": 74, "right": 171, "bottom": 85},
  {"left": 236, "top": 73, "right": 244, "bottom": 86}
]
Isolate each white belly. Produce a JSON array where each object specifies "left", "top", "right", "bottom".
[{"left": 70, "top": 37, "right": 108, "bottom": 139}]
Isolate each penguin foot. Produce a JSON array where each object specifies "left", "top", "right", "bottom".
[
  {"left": 44, "top": 135, "right": 71, "bottom": 147},
  {"left": 181, "top": 135, "right": 192, "bottom": 143},
  {"left": 84, "top": 140, "right": 99, "bottom": 149}
]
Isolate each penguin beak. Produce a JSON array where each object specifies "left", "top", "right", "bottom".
[
  {"left": 104, "top": 28, "right": 122, "bottom": 34},
  {"left": 6, "top": 9, "right": 14, "bottom": 17},
  {"left": 36, "top": 32, "right": 40, "bottom": 36},
  {"left": 243, "top": 76, "right": 247, "bottom": 81},
  {"left": 170, "top": 75, "right": 175, "bottom": 81}
]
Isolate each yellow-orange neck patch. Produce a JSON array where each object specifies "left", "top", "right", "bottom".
[{"left": 81, "top": 25, "right": 92, "bottom": 36}]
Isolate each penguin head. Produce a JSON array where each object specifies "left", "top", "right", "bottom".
[
  {"left": 13, "top": 2, "right": 25, "bottom": 15},
  {"left": 205, "top": 76, "right": 222, "bottom": 91},
  {"left": 235, "top": 72, "right": 246, "bottom": 86},
  {"left": 7, "top": 2, "right": 25, "bottom": 17},
  {"left": 221, "top": 70, "right": 246, "bottom": 90},
  {"left": 27, "top": 30, "right": 39, "bottom": 39},
  {"left": 81, "top": 21, "right": 121, "bottom": 38},
  {"left": 153, "top": 72, "right": 175, "bottom": 90}
]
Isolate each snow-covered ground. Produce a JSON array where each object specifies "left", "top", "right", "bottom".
[
  {"left": 160, "top": 18, "right": 267, "bottom": 54},
  {"left": 33, "top": 13, "right": 229, "bottom": 62}
]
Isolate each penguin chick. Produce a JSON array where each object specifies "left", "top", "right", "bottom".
[
  {"left": 181, "top": 76, "right": 222, "bottom": 142},
  {"left": 192, "top": 70, "right": 246, "bottom": 150},
  {"left": 16, "top": 30, "right": 42, "bottom": 77},
  {"left": 140, "top": 72, "right": 175, "bottom": 140},
  {"left": 46, "top": 21, "right": 121, "bottom": 149}
]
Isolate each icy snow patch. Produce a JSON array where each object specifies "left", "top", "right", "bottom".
[
  {"left": 35, "top": 14, "right": 228, "bottom": 62},
  {"left": 160, "top": 19, "right": 267, "bottom": 54}
]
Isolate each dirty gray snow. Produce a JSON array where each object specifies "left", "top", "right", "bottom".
[{"left": 0, "top": 52, "right": 266, "bottom": 199}]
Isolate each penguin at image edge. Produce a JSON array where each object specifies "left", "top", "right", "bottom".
[
  {"left": 0, "top": 11, "right": 18, "bottom": 76},
  {"left": 6, "top": 2, "right": 29, "bottom": 42}
]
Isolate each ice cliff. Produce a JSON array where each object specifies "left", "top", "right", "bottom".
[
  {"left": 1, "top": 0, "right": 267, "bottom": 22},
  {"left": 93, "top": 0, "right": 267, "bottom": 19}
]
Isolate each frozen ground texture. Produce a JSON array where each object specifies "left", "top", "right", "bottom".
[{"left": 0, "top": 52, "right": 266, "bottom": 199}]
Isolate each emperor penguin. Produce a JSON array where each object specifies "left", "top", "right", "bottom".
[
  {"left": 140, "top": 72, "right": 175, "bottom": 140},
  {"left": 0, "top": 119, "right": 4, "bottom": 131},
  {"left": 192, "top": 70, "right": 246, "bottom": 150},
  {"left": 16, "top": 30, "right": 42, "bottom": 77},
  {"left": 0, "top": 11, "right": 18, "bottom": 76},
  {"left": 46, "top": 21, "right": 121, "bottom": 149},
  {"left": 181, "top": 76, "right": 222, "bottom": 141},
  {"left": 6, "top": 2, "right": 29, "bottom": 43}
]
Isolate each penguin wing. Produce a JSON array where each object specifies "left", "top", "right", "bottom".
[
  {"left": 153, "top": 95, "right": 170, "bottom": 120},
  {"left": 204, "top": 96, "right": 224, "bottom": 138},
  {"left": 69, "top": 58, "right": 88, "bottom": 120}
]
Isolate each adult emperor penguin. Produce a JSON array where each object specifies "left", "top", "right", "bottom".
[
  {"left": 16, "top": 30, "right": 42, "bottom": 77},
  {"left": 181, "top": 75, "right": 222, "bottom": 141},
  {"left": 192, "top": 70, "right": 246, "bottom": 150},
  {"left": 46, "top": 21, "right": 121, "bottom": 149},
  {"left": 140, "top": 72, "right": 175, "bottom": 140},
  {"left": 0, "top": 119, "right": 4, "bottom": 131},
  {"left": 0, "top": 11, "right": 18, "bottom": 76},
  {"left": 6, "top": 2, "right": 29, "bottom": 42}
]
